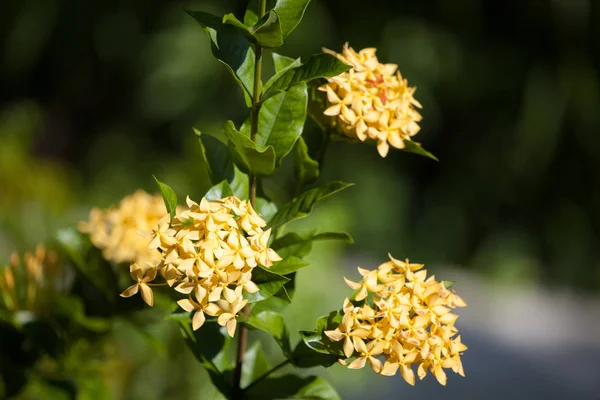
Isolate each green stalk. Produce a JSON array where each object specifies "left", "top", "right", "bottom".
[{"left": 233, "top": 1, "right": 267, "bottom": 398}]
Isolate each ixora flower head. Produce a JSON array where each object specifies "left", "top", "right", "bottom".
[
  {"left": 319, "top": 43, "right": 423, "bottom": 158},
  {"left": 324, "top": 254, "right": 467, "bottom": 386},
  {"left": 79, "top": 190, "right": 169, "bottom": 265},
  {"left": 120, "top": 195, "right": 281, "bottom": 337},
  {"left": 0, "top": 244, "right": 65, "bottom": 313}
]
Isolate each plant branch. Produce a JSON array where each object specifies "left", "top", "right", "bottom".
[
  {"left": 244, "top": 359, "right": 291, "bottom": 393},
  {"left": 233, "top": 1, "right": 267, "bottom": 398}
]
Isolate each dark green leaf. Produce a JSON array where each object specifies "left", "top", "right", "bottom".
[
  {"left": 244, "top": 311, "right": 291, "bottom": 357},
  {"left": 401, "top": 140, "right": 439, "bottom": 161},
  {"left": 246, "top": 374, "right": 340, "bottom": 400},
  {"left": 53, "top": 296, "right": 110, "bottom": 332},
  {"left": 269, "top": 256, "right": 309, "bottom": 275},
  {"left": 244, "top": 266, "right": 289, "bottom": 303},
  {"left": 262, "top": 53, "right": 351, "bottom": 103},
  {"left": 196, "top": 128, "right": 249, "bottom": 199},
  {"left": 243, "top": 0, "right": 276, "bottom": 26},
  {"left": 186, "top": 10, "right": 254, "bottom": 106},
  {"left": 241, "top": 342, "right": 272, "bottom": 388},
  {"left": 222, "top": 120, "right": 277, "bottom": 176},
  {"left": 293, "top": 136, "right": 320, "bottom": 184},
  {"left": 274, "top": 0, "right": 312, "bottom": 38},
  {"left": 223, "top": 10, "right": 283, "bottom": 48},
  {"left": 205, "top": 180, "right": 234, "bottom": 201},
  {"left": 297, "top": 310, "right": 345, "bottom": 361},
  {"left": 153, "top": 175, "right": 178, "bottom": 220},
  {"left": 291, "top": 339, "right": 338, "bottom": 368},
  {"left": 269, "top": 181, "right": 353, "bottom": 228},
  {"left": 177, "top": 319, "right": 232, "bottom": 396},
  {"left": 55, "top": 228, "right": 116, "bottom": 306},
  {"left": 264, "top": 54, "right": 302, "bottom": 100}
]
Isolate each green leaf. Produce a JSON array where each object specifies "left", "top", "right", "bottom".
[
  {"left": 244, "top": 266, "right": 289, "bottom": 303},
  {"left": 177, "top": 318, "right": 232, "bottom": 397},
  {"left": 256, "top": 197, "right": 278, "bottom": 222},
  {"left": 293, "top": 136, "right": 319, "bottom": 184},
  {"left": 153, "top": 175, "right": 178, "bottom": 220},
  {"left": 53, "top": 296, "right": 111, "bottom": 333},
  {"left": 55, "top": 228, "right": 116, "bottom": 305},
  {"left": 269, "top": 181, "right": 353, "bottom": 228},
  {"left": 251, "top": 10, "right": 283, "bottom": 48},
  {"left": 443, "top": 280, "right": 456, "bottom": 289},
  {"left": 243, "top": 0, "right": 276, "bottom": 26},
  {"left": 401, "top": 140, "right": 438, "bottom": 161},
  {"left": 269, "top": 256, "right": 309, "bottom": 275},
  {"left": 297, "top": 311, "right": 345, "bottom": 360},
  {"left": 241, "top": 342, "right": 272, "bottom": 388},
  {"left": 196, "top": 128, "right": 249, "bottom": 199},
  {"left": 244, "top": 311, "right": 291, "bottom": 357},
  {"left": 224, "top": 10, "right": 283, "bottom": 48},
  {"left": 291, "top": 340, "right": 338, "bottom": 368},
  {"left": 222, "top": 120, "right": 277, "bottom": 176},
  {"left": 264, "top": 53, "right": 301, "bottom": 93},
  {"left": 262, "top": 53, "right": 351, "bottom": 103},
  {"left": 256, "top": 84, "right": 307, "bottom": 166},
  {"left": 274, "top": 0, "right": 312, "bottom": 39},
  {"left": 246, "top": 375, "right": 340, "bottom": 400},
  {"left": 271, "top": 231, "right": 353, "bottom": 259},
  {"left": 186, "top": 10, "right": 254, "bottom": 106},
  {"left": 205, "top": 180, "right": 234, "bottom": 201}
]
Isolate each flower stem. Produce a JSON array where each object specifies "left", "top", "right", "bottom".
[
  {"left": 244, "top": 359, "right": 291, "bottom": 393},
  {"left": 233, "top": 1, "right": 266, "bottom": 398}
]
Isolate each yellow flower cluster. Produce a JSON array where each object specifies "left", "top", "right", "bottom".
[
  {"left": 0, "top": 245, "right": 62, "bottom": 313},
  {"left": 325, "top": 255, "right": 467, "bottom": 386},
  {"left": 79, "top": 190, "right": 168, "bottom": 265},
  {"left": 320, "top": 44, "right": 423, "bottom": 158},
  {"left": 120, "top": 195, "right": 281, "bottom": 337}
]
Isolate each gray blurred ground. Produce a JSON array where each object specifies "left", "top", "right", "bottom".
[{"left": 339, "top": 267, "right": 600, "bottom": 400}]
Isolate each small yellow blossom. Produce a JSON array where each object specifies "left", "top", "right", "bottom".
[
  {"left": 79, "top": 190, "right": 170, "bottom": 265},
  {"left": 320, "top": 44, "right": 423, "bottom": 158},
  {"left": 0, "top": 244, "right": 64, "bottom": 313},
  {"left": 325, "top": 254, "right": 467, "bottom": 386},
  {"left": 120, "top": 195, "right": 281, "bottom": 337}
]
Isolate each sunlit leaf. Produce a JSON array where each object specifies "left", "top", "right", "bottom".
[
  {"left": 401, "top": 140, "right": 438, "bottom": 161},
  {"left": 222, "top": 120, "right": 276, "bottom": 176},
  {"left": 153, "top": 175, "right": 178, "bottom": 220},
  {"left": 269, "top": 256, "right": 309, "bottom": 275},
  {"left": 274, "top": 0, "right": 312, "bottom": 38},
  {"left": 244, "top": 311, "right": 291, "bottom": 357},
  {"left": 244, "top": 266, "right": 289, "bottom": 303},
  {"left": 205, "top": 180, "right": 234, "bottom": 201},
  {"left": 262, "top": 54, "right": 350, "bottom": 103}
]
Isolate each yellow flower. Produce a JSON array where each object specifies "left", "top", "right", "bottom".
[
  {"left": 320, "top": 43, "right": 423, "bottom": 158},
  {"left": 79, "top": 190, "right": 170, "bottom": 265},
  {"left": 120, "top": 263, "right": 158, "bottom": 306},
  {"left": 324, "top": 254, "right": 467, "bottom": 386},
  {"left": 0, "top": 244, "right": 64, "bottom": 313},
  {"left": 121, "top": 195, "right": 281, "bottom": 337}
]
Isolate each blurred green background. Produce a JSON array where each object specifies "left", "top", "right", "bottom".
[{"left": 1, "top": 0, "right": 600, "bottom": 399}]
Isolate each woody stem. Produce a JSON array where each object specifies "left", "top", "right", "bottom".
[{"left": 233, "top": 0, "right": 266, "bottom": 398}]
